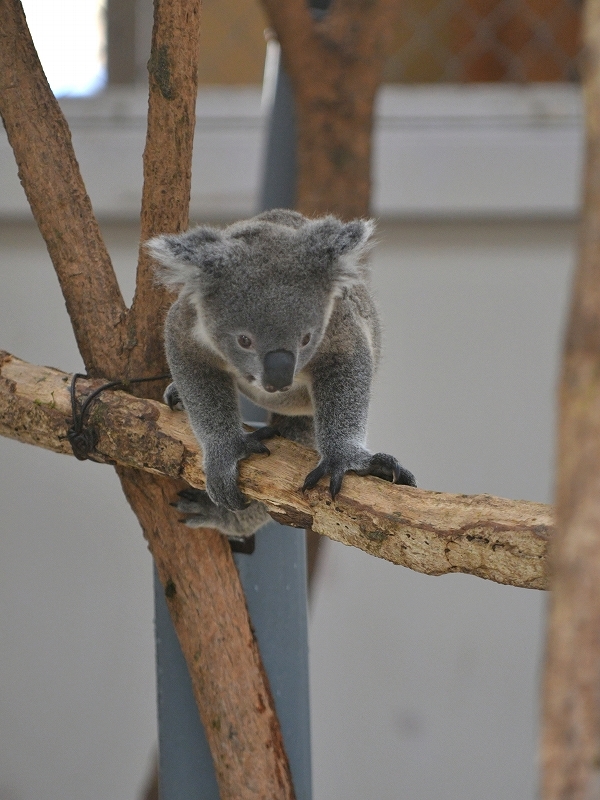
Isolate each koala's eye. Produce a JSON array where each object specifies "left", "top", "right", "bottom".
[
  {"left": 238, "top": 334, "right": 253, "bottom": 349},
  {"left": 301, "top": 333, "right": 311, "bottom": 347}
]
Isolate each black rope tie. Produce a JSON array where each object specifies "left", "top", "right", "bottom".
[{"left": 67, "top": 372, "right": 170, "bottom": 461}]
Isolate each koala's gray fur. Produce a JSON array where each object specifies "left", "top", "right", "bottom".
[{"left": 147, "top": 209, "right": 415, "bottom": 539}]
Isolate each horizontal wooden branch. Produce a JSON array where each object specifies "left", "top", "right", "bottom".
[{"left": 0, "top": 350, "right": 553, "bottom": 590}]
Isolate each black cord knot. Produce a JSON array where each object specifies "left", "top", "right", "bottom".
[
  {"left": 67, "top": 425, "right": 99, "bottom": 461},
  {"left": 67, "top": 372, "right": 170, "bottom": 461}
]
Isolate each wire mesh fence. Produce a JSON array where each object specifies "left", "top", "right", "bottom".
[
  {"left": 383, "top": 0, "right": 582, "bottom": 82},
  {"left": 192, "top": 0, "right": 583, "bottom": 85}
]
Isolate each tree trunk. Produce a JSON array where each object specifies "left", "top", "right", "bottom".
[
  {"left": 118, "top": 468, "right": 295, "bottom": 800},
  {"left": 0, "top": 0, "right": 127, "bottom": 378},
  {"left": 540, "top": 0, "right": 600, "bottom": 794},
  {"left": 260, "top": 0, "right": 400, "bottom": 579},
  {"left": 260, "top": 0, "right": 399, "bottom": 220}
]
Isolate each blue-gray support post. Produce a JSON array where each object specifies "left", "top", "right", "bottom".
[
  {"left": 154, "top": 565, "right": 219, "bottom": 799},
  {"left": 153, "top": 50, "right": 312, "bottom": 800}
]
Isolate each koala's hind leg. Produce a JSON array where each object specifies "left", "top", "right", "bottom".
[
  {"left": 175, "top": 488, "right": 271, "bottom": 539},
  {"left": 174, "top": 415, "right": 313, "bottom": 543},
  {"left": 269, "top": 413, "right": 315, "bottom": 447}
]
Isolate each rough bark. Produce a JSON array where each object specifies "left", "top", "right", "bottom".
[
  {"left": 0, "top": 352, "right": 552, "bottom": 591},
  {"left": 260, "top": 0, "right": 399, "bottom": 219},
  {"left": 0, "top": 2, "right": 296, "bottom": 797},
  {"left": 0, "top": 0, "right": 128, "bottom": 379},
  {"left": 540, "top": 0, "right": 600, "bottom": 794},
  {"left": 127, "top": 0, "right": 201, "bottom": 391},
  {"left": 118, "top": 467, "right": 295, "bottom": 800}
]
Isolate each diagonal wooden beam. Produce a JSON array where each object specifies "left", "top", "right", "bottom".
[
  {"left": 118, "top": 466, "right": 295, "bottom": 800},
  {"left": 0, "top": 350, "right": 553, "bottom": 591},
  {"left": 0, "top": 0, "right": 128, "bottom": 379}
]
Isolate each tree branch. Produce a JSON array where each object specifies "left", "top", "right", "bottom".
[
  {"left": 540, "top": 0, "right": 600, "bottom": 791},
  {"left": 0, "top": 351, "right": 552, "bottom": 591},
  {"left": 127, "top": 0, "right": 202, "bottom": 389},
  {"left": 260, "top": 0, "right": 399, "bottom": 218},
  {"left": 259, "top": 0, "right": 316, "bottom": 80},
  {"left": 117, "top": 467, "right": 295, "bottom": 800},
  {"left": 0, "top": 0, "right": 128, "bottom": 379}
]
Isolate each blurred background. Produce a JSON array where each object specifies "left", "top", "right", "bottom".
[{"left": 0, "top": 0, "right": 584, "bottom": 798}]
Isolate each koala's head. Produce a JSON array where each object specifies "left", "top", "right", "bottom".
[{"left": 147, "top": 210, "right": 374, "bottom": 392}]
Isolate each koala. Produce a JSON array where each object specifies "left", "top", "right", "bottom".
[{"left": 147, "top": 209, "right": 416, "bottom": 542}]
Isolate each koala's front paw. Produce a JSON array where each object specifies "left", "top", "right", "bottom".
[
  {"left": 302, "top": 448, "right": 416, "bottom": 498},
  {"left": 204, "top": 428, "right": 276, "bottom": 511}
]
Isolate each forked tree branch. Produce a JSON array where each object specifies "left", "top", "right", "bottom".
[
  {"left": 0, "top": 351, "right": 553, "bottom": 591},
  {"left": 0, "top": 2, "right": 296, "bottom": 796}
]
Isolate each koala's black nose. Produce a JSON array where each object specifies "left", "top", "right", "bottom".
[{"left": 263, "top": 349, "right": 295, "bottom": 392}]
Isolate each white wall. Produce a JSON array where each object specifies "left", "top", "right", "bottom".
[
  {"left": 0, "top": 222, "right": 156, "bottom": 800},
  {"left": 0, "top": 85, "right": 581, "bottom": 799},
  {"left": 0, "top": 84, "right": 584, "bottom": 221},
  {"left": 310, "top": 219, "right": 574, "bottom": 800}
]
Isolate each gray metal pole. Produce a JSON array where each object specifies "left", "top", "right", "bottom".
[
  {"left": 233, "top": 511, "right": 311, "bottom": 800},
  {"left": 154, "top": 50, "right": 312, "bottom": 800},
  {"left": 259, "top": 57, "right": 296, "bottom": 210},
  {"left": 154, "top": 565, "right": 219, "bottom": 799}
]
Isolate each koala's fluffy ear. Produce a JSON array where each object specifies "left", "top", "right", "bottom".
[
  {"left": 146, "top": 226, "right": 223, "bottom": 288},
  {"left": 304, "top": 216, "right": 375, "bottom": 293}
]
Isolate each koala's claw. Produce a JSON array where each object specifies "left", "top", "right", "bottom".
[
  {"left": 241, "top": 427, "right": 276, "bottom": 457},
  {"left": 176, "top": 485, "right": 245, "bottom": 518},
  {"left": 302, "top": 459, "right": 349, "bottom": 498},
  {"left": 302, "top": 461, "right": 332, "bottom": 493},
  {"left": 356, "top": 453, "right": 417, "bottom": 487},
  {"left": 207, "top": 475, "right": 248, "bottom": 511},
  {"left": 246, "top": 424, "right": 278, "bottom": 442},
  {"left": 163, "top": 382, "right": 183, "bottom": 410},
  {"left": 238, "top": 426, "right": 278, "bottom": 458},
  {"left": 303, "top": 451, "right": 417, "bottom": 498},
  {"left": 176, "top": 487, "right": 213, "bottom": 512},
  {"left": 249, "top": 441, "right": 271, "bottom": 456}
]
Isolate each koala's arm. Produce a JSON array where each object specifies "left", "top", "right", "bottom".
[
  {"left": 308, "top": 336, "right": 371, "bottom": 478},
  {"left": 164, "top": 301, "right": 273, "bottom": 510},
  {"left": 305, "top": 319, "right": 416, "bottom": 496}
]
